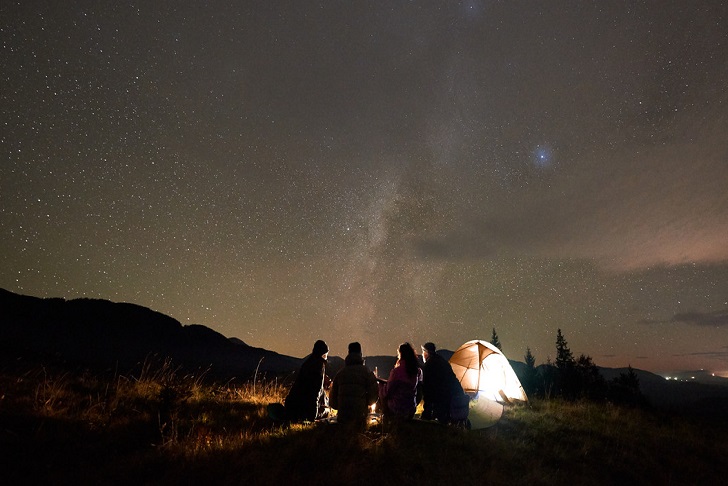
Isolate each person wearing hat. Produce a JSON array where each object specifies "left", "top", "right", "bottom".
[
  {"left": 329, "top": 342, "right": 379, "bottom": 427},
  {"left": 284, "top": 339, "right": 330, "bottom": 422},
  {"left": 421, "top": 342, "right": 465, "bottom": 423}
]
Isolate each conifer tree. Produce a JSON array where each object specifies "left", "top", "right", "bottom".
[
  {"left": 541, "top": 355, "right": 556, "bottom": 399},
  {"left": 555, "top": 328, "right": 574, "bottom": 369},
  {"left": 525, "top": 347, "right": 536, "bottom": 369},
  {"left": 522, "top": 346, "right": 538, "bottom": 397},
  {"left": 554, "top": 329, "right": 580, "bottom": 399},
  {"left": 490, "top": 327, "right": 502, "bottom": 351},
  {"left": 609, "top": 365, "right": 646, "bottom": 406},
  {"left": 615, "top": 365, "right": 641, "bottom": 397},
  {"left": 618, "top": 365, "right": 640, "bottom": 392},
  {"left": 575, "top": 353, "right": 605, "bottom": 399}
]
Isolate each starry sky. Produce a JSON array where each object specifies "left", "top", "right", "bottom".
[{"left": 2, "top": 1, "right": 727, "bottom": 374}]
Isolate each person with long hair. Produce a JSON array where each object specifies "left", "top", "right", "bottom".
[{"left": 381, "top": 342, "right": 423, "bottom": 420}]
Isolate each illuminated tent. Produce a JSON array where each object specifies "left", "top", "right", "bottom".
[{"left": 449, "top": 340, "right": 528, "bottom": 428}]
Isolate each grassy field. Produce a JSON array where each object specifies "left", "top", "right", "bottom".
[{"left": 1, "top": 363, "right": 726, "bottom": 485}]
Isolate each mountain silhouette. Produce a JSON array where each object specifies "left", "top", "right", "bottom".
[{"left": 0, "top": 288, "right": 301, "bottom": 380}]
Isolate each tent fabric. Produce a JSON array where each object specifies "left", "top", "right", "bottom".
[
  {"left": 467, "top": 394, "right": 504, "bottom": 429},
  {"left": 449, "top": 340, "right": 528, "bottom": 404}
]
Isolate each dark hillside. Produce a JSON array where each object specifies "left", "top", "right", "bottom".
[
  {"left": 599, "top": 366, "right": 728, "bottom": 416},
  {"left": 0, "top": 288, "right": 300, "bottom": 380}
]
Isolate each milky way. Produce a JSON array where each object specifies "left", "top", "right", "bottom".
[{"left": 2, "top": 1, "right": 727, "bottom": 373}]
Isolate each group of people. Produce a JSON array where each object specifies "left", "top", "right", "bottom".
[{"left": 283, "top": 339, "right": 468, "bottom": 427}]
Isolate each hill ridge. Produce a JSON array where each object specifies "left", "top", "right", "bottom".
[{"left": 0, "top": 288, "right": 300, "bottom": 379}]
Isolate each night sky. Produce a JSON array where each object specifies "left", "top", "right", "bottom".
[{"left": 2, "top": 1, "right": 727, "bottom": 374}]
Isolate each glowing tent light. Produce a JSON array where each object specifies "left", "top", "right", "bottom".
[
  {"left": 449, "top": 340, "right": 528, "bottom": 404},
  {"left": 449, "top": 340, "right": 528, "bottom": 429}
]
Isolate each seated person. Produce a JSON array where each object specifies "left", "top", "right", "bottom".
[
  {"left": 329, "top": 342, "right": 379, "bottom": 427},
  {"left": 381, "top": 342, "right": 422, "bottom": 420},
  {"left": 284, "top": 340, "right": 329, "bottom": 422}
]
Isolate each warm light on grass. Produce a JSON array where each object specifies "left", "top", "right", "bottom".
[{"left": 2, "top": 363, "right": 727, "bottom": 484}]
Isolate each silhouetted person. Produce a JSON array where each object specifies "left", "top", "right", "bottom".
[
  {"left": 284, "top": 340, "right": 329, "bottom": 422},
  {"left": 421, "top": 342, "right": 465, "bottom": 423},
  {"left": 381, "top": 342, "right": 423, "bottom": 420},
  {"left": 330, "top": 342, "right": 378, "bottom": 428}
]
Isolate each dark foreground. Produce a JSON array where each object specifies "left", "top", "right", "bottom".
[{"left": 1, "top": 366, "right": 726, "bottom": 485}]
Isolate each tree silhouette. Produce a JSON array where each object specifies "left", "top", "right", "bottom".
[
  {"left": 609, "top": 365, "right": 647, "bottom": 407},
  {"left": 554, "top": 329, "right": 578, "bottom": 398},
  {"left": 522, "top": 347, "right": 538, "bottom": 396},
  {"left": 575, "top": 353, "right": 605, "bottom": 399},
  {"left": 490, "top": 327, "right": 502, "bottom": 351},
  {"left": 555, "top": 328, "right": 574, "bottom": 370},
  {"left": 525, "top": 347, "right": 536, "bottom": 369},
  {"left": 540, "top": 356, "right": 556, "bottom": 399},
  {"left": 617, "top": 365, "right": 640, "bottom": 391}
]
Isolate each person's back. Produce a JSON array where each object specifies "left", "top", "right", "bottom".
[
  {"left": 285, "top": 340, "right": 329, "bottom": 421},
  {"left": 330, "top": 342, "right": 378, "bottom": 427},
  {"left": 384, "top": 364, "right": 422, "bottom": 419},
  {"left": 383, "top": 342, "right": 422, "bottom": 420},
  {"left": 421, "top": 342, "right": 463, "bottom": 423}
]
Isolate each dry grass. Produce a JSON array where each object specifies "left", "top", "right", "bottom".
[{"left": 1, "top": 363, "right": 726, "bottom": 485}]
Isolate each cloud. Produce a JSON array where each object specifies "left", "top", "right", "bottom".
[
  {"left": 672, "top": 349, "right": 728, "bottom": 360},
  {"left": 671, "top": 310, "right": 728, "bottom": 327},
  {"left": 641, "top": 309, "right": 728, "bottom": 327}
]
